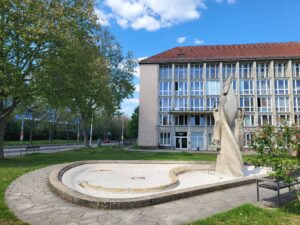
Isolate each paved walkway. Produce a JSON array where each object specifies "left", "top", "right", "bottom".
[{"left": 5, "top": 165, "right": 280, "bottom": 225}]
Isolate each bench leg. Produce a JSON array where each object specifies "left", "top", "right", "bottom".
[
  {"left": 277, "top": 181, "right": 280, "bottom": 206},
  {"left": 256, "top": 179, "right": 260, "bottom": 202}
]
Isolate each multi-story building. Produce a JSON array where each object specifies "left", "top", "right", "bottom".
[{"left": 138, "top": 42, "right": 300, "bottom": 150}]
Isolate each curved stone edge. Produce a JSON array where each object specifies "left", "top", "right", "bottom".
[{"left": 48, "top": 160, "right": 266, "bottom": 210}]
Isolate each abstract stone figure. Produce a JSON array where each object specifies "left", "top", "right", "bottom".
[
  {"left": 213, "top": 76, "right": 244, "bottom": 177},
  {"left": 234, "top": 108, "right": 245, "bottom": 151}
]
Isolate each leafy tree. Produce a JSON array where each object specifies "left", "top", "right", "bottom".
[
  {"left": 0, "top": 0, "right": 99, "bottom": 158},
  {"left": 129, "top": 106, "right": 139, "bottom": 138},
  {"left": 251, "top": 123, "right": 300, "bottom": 200}
]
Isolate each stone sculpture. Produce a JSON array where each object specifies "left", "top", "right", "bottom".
[{"left": 213, "top": 76, "right": 244, "bottom": 177}]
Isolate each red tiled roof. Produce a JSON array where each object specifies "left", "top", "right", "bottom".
[{"left": 140, "top": 42, "right": 300, "bottom": 64}]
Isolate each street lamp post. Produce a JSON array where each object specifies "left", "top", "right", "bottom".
[
  {"left": 121, "top": 115, "right": 124, "bottom": 145},
  {"left": 89, "top": 114, "right": 93, "bottom": 147}
]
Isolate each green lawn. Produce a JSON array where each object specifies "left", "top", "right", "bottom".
[
  {"left": 187, "top": 201, "right": 300, "bottom": 225},
  {"left": 0, "top": 147, "right": 298, "bottom": 225},
  {"left": 4, "top": 139, "right": 81, "bottom": 147}
]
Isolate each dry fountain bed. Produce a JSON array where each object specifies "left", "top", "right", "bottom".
[{"left": 49, "top": 160, "right": 268, "bottom": 209}]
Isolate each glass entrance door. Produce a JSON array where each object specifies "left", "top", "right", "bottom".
[
  {"left": 191, "top": 132, "right": 204, "bottom": 150},
  {"left": 175, "top": 132, "right": 188, "bottom": 149}
]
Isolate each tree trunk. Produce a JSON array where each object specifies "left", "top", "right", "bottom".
[
  {"left": 29, "top": 116, "right": 33, "bottom": 144},
  {"left": 81, "top": 116, "right": 89, "bottom": 148},
  {"left": 0, "top": 119, "right": 5, "bottom": 159}
]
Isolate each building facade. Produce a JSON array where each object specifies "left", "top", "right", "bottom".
[{"left": 138, "top": 42, "right": 300, "bottom": 150}]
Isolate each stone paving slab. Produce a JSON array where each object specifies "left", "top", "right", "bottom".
[{"left": 5, "top": 165, "right": 284, "bottom": 225}]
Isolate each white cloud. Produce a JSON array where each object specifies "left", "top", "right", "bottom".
[
  {"left": 134, "top": 57, "right": 147, "bottom": 78},
  {"left": 98, "top": 0, "right": 207, "bottom": 31},
  {"left": 124, "top": 98, "right": 139, "bottom": 104},
  {"left": 227, "top": 0, "right": 237, "bottom": 4},
  {"left": 177, "top": 36, "right": 187, "bottom": 44},
  {"left": 135, "top": 84, "right": 140, "bottom": 93},
  {"left": 194, "top": 38, "right": 205, "bottom": 45},
  {"left": 94, "top": 8, "right": 110, "bottom": 26}
]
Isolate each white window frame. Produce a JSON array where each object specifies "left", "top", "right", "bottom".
[
  {"left": 274, "top": 62, "right": 287, "bottom": 77},
  {"left": 244, "top": 133, "right": 253, "bottom": 147},
  {"left": 175, "top": 65, "right": 188, "bottom": 80},
  {"left": 293, "top": 80, "right": 300, "bottom": 94},
  {"left": 295, "top": 114, "right": 300, "bottom": 127},
  {"left": 160, "top": 133, "right": 171, "bottom": 146},
  {"left": 244, "top": 115, "right": 255, "bottom": 127},
  {"left": 159, "top": 114, "right": 172, "bottom": 126},
  {"left": 223, "top": 64, "right": 236, "bottom": 79},
  {"left": 190, "top": 81, "right": 204, "bottom": 96},
  {"left": 240, "top": 97, "right": 254, "bottom": 112},
  {"left": 239, "top": 63, "right": 252, "bottom": 79},
  {"left": 175, "top": 81, "right": 188, "bottom": 96},
  {"left": 190, "top": 115, "right": 205, "bottom": 126},
  {"left": 159, "top": 65, "right": 172, "bottom": 80},
  {"left": 174, "top": 115, "right": 188, "bottom": 126},
  {"left": 159, "top": 82, "right": 172, "bottom": 96},
  {"left": 174, "top": 98, "right": 188, "bottom": 111},
  {"left": 294, "top": 97, "right": 300, "bottom": 112},
  {"left": 206, "top": 81, "right": 220, "bottom": 95},
  {"left": 257, "top": 80, "right": 271, "bottom": 95},
  {"left": 275, "top": 97, "right": 290, "bottom": 112},
  {"left": 207, "top": 97, "right": 219, "bottom": 111},
  {"left": 275, "top": 114, "right": 291, "bottom": 126},
  {"left": 258, "top": 97, "right": 272, "bottom": 112},
  {"left": 190, "top": 97, "right": 204, "bottom": 111},
  {"left": 160, "top": 98, "right": 172, "bottom": 112},
  {"left": 190, "top": 64, "right": 203, "bottom": 80},
  {"left": 275, "top": 79, "right": 289, "bottom": 95},
  {"left": 256, "top": 63, "right": 269, "bottom": 78},
  {"left": 258, "top": 114, "right": 272, "bottom": 126},
  {"left": 206, "top": 64, "right": 219, "bottom": 79},
  {"left": 240, "top": 80, "right": 254, "bottom": 95},
  {"left": 292, "top": 62, "right": 300, "bottom": 77}
]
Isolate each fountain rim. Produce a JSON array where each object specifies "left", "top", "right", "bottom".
[{"left": 48, "top": 160, "right": 266, "bottom": 209}]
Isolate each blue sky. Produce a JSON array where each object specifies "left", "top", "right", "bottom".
[{"left": 95, "top": 0, "right": 300, "bottom": 116}]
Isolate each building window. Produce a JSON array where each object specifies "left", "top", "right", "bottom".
[
  {"left": 239, "top": 63, "right": 252, "bottom": 79},
  {"left": 174, "top": 98, "right": 188, "bottom": 111},
  {"left": 159, "top": 82, "right": 172, "bottom": 96},
  {"left": 256, "top": 63, "right": 269, "bottom": 78},
  {"left": 293, "top": 80, "right": 300, "bottom": 94},
  {"left": 257, "top": 80, "right": 271, "bottom": 95},
  {"left": 206, "top": 64, "right": 219, "bottom": 79},
  {"left": 159, "top": 65, "right": 172, "bottom": 80},
  {"left": 275, "top": 97, "right": 290, "bottom": 112},
  {"left": 190, "top": 81, "right": 204, "bottom": 96},
  {"left": 190, "top": 115, "right": 205, "bottom": 126},
  {"left": 275, "top": 114, "right": 290, "bottom": 125},
  {"left": 159, "top": 98, "right": 171, "bottom": 112},
  {"left": 206, "top": 81, "right": 220, "bottom": 95},
  {"left": 240, "top": 80, "right": 253, "bottom": 95},
  {"left": 223, "top": 64, "right": 236, "bottom": 79},
  {"left": 292, "top": 62, "right": 300, "bottom": 77},
  {"left": 175, "top": 115, "right": 188, "bottom": 125},
  {"left": 208, "top": 133, "right": 214, "bottom": 145},
  {"left": 275, "top": 79, "right": 289, "bottom": 94},
  {"left": 244, "top": 115, "right": 255, "bottom": 127},
  {"left": 160, "top": 133, "right": 171, "bottom": 146},
  {"left": 274, "top": 62, "right": 287, "bottom": 77},
  {"left": 190, "top": 64, "right": 203, "bottom": 80},
  {"left": 258, "top": 114, "right": 272, "bottom": 126},
  {"left": 159, "top": 114, "right": 172, "bottom": 126},
  {"left": 190, "top": 97, "right": 204, "bottom": 111},
  {"left": 207, "top": 115, "right": 215, "bottom": 126},
  {"left": 174, "top": 81, "right": 188, "bottom": 96},
  {"left": 244, "top": 133, "right": 253, "bottom": 147},
  {"left": 207, "top": 97, "right": 219, "bottom": 111},
  {"left": 257, "top": 97, "right": 272, "bottom": 112},
  {"left": 294, "top": 97, "right": 300, "bottom": 112},
  {"left": 295, "top": 114, "right": 300, "bottom": 127},
  {"left": 175, "top": 65, "right": 188, "bottom": 80},
  {"left": 240, "top": 97, "right": 254, "bottom": 112}
]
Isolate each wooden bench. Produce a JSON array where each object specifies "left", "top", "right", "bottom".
[
  {"left": 25, "top": 145, "right": 41, "bottom": 154},
  {"left": 256, "top": 177, "right": 300, "bottom": 205}
]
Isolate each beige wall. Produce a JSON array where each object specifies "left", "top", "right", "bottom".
[{"left": 138, "top": 64, "right": 159, "bottom": 147}]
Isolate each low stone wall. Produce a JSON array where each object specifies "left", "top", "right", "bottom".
[{"left": 48, "top": 160, "right": 263, "bottom": 209}]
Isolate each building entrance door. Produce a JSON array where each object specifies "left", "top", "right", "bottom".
[
  {"left": 175, "top": 132, "right": 187, "bottom": 149},
  {"left": 191, "top": 132, "right": 204, "bottom": 150}
]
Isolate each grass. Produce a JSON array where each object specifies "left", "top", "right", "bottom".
[
  {"left": 4, "top": 139, "right": 82, "bottom": 147},
  {"left": 0, "top": 146, "right": 297, "bottom": 225},
  {"left": 188, "top": 201, "right": 300, "bottom": 225}
]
